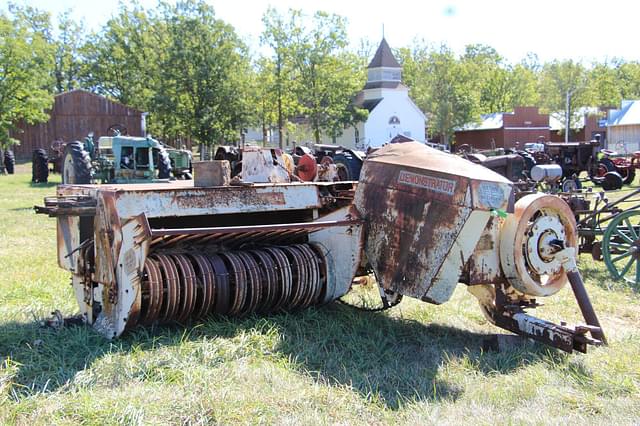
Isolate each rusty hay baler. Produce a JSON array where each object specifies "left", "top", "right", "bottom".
[{"left": 36, "top": 142, "right": 605, "bottom": 353}]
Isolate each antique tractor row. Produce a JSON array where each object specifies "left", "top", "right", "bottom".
[
  {"left": 214, "top": 143, "right": 366, "bottom": 182},
  {"left": 37, "top": 142, "right": 605, "bottom": 353},
  {"left": 458, "top": 137, "right": 634, "bottom": 192},
  {"left": 32, "top": 135, "right": 193, "bottom": 184}
]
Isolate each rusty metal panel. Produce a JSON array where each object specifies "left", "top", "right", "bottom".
[
  {"left": 467, "top": 216, "right": 504, "bottom": 285},
  {"left": 308, "top": 205, "right": 364, "bottom": 302},
  {"left": 355, "top": 142, "right": 514, "bottom": 302},
  {"left": 102, "top": 184, "right": 323, "bottom": 219},
  {"left": 365, "top": 141, "right": 513, "bottom": 187},
  {"left": 57, "top": 215, "right": 81, "bottom": 272},
  {"left": 428, "top": 210, "right": 492, "bottom": 303}
]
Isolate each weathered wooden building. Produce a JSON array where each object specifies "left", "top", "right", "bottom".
[
  {"left": 10, "top": 90, "right": 144, "bottom": 158},
  {"left": 454, "top": 107, "right": 550, "bottom": 151}
]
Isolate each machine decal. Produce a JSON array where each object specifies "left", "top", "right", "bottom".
[{"left": 397, "top": 170, "right": 456, "bottom": 196}]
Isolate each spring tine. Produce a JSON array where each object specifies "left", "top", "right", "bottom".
[
  {"left": 142, "top": 258, "right": 163, "bottom": 324},
  {"left": 294, "top": 245, "right": 314, "bottom": 308},
  {"left": 188, "top": 253, "right": 216, "bottom": 318},
  {"left": 289, "top": 245, "right": 310, "bottom": 309},
  {"left": 141, "top": 241, "right": 330, "bottom": 330},
  {"left": 235, "top": 251, "right": 261, "bottom": 314},
  {"left": 153, "top": 254, "right": 180, "bottom": 322},
  {"left": 208, "top": 254, "right": 230, "bottom": 315},
  {"left": 170, "top": 254, "right": 197, "bottom": 323},
  {"left": 264, "top": 247, "right": 291, "bottom": 312},
  {"left": 184, "top": 253, "right": 207, "bottom": 319},
  {"left": 281, "top": 246, "right": 306, "bottom": 310},
  {"left": 302, "top": 244, "right": 322, "bottom": 305},
  {"left": 218, "top": 252, "right": 247, "bottom": 316},
  {"left": 248, "top": 250, "right": 275, "bottom": 312},
  {"left": 308, "top": 243, "right": 330, "bottom": 303}
]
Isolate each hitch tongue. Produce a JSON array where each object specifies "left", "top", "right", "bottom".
[{"left": 552, "top": 244, "right": 607, "bottom": 345}]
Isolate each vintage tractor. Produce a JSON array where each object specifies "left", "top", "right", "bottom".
[
  {"left": 36, "top": 142, "right": 605, "bottom": 353},
  {"left": 539, "top": 138, "right": 625, "bottom": 191},
  {"left": 61, "top": 135, "right": 192, "bottom": 184},
  {"left": 0, "top": 147, "right": 15, "bottom": 175}
]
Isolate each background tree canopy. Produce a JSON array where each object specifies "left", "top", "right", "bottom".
[{"left": 2, "top": 0, "right": 640, "bottom": 149}]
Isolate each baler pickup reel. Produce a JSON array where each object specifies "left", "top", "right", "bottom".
[{"left": 37, "top": 142, "right": 605, "bottom": 353}]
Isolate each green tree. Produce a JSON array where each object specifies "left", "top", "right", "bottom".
[
  {"left": 402, "top": 43, "right": 477, "bottom": 147},
  {"left": 0, "top": 4, "right": 54, "bottom": 148},
  {"left": 254, "top": 58, "right": 279, "bottom": 144},
  {"left": 261, "top": 8, "right": 300, "bottom": 148},
  {"left": 53, "top": 10, "right": 85, "bottom": 93},
  {"left": 82, "top": 2, "right": 157, "bottom": 110},
  {"left": 588, "top": 60, "right": 622, "bottom": 107},
  {"left": 461, "top": 44, "right": 538, "bottom": 114},
  {"left": 289, "top": 11, "right": 366, "bottom": 144},
  {"left": 155, "top": 0, "right": 252, "bottom": 145},
  {"left": 539, "top": 60, "right": 591, "bottom": 137},
  {"left": 616, "top": 61, "right": 640, "bottom": 101}
]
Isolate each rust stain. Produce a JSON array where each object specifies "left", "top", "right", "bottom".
[
  {"left": 358, "top": 158, "right": 470, "bottom": 299},
  {"left": 173, "top": 189, "right": 286, "bottom": 208}
]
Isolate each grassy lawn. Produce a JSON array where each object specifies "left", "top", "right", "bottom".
[{"left": 1, "top": 163, "right": 639, "bottom": 425}]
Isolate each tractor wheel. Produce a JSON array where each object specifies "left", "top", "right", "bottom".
[
  {"left": 601, "top": 171, "right": 623, "bottom": 191},
  {"left": 621, "top": 167, "right": 636, "bottom": 185},
  {"left": 561, "top": 177, "right": 581, "bottom": 192},
  {"left": 157, "top": 147, "right": 172, "bottom": 179},
  {"left": 602, "top": 210, "right": 640, "bottom": 285},
  {"left": 32, "top": 149, "right": 49, "bottom": 183},
  {"left": 62, "top": 141, "right": 92, "bottom": 184},
  {"left": 4, "top": 149, "right": 15, "bottom": 174},
  {"left": 333, "top": 153, "right": 362, "bottom": 181}
]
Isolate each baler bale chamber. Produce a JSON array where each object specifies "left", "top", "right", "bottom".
[{"left": 37, "top": 143, "right": 605, "bottom": 353}]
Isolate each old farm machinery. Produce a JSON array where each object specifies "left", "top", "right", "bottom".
[
  {"left": 36, "top": 142, "right": 606, "bottom": 353},
  {"left": 33, "top": 133, "right": 193, "bottom": 184},
  {"left": 565, "top": 187, "right": 640, "bottom": 285}
]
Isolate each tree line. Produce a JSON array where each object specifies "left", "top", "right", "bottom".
[{"left": 2, "top": 0, "right": 640, "bottom": 150}]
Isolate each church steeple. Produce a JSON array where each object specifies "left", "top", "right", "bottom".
[
  {"left": 368, "top": 38, "right": 401, "bottom": 69},
  {"left": 365, "top": 38, "right": 402, "bottom": 90}
]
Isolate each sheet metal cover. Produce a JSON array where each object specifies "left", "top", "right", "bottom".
[{"left": 366, "top": 142, "right": 513, "bottom": 185}]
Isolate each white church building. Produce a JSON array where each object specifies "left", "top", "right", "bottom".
[{"left": 325, "top": 38, "right": 426, "bottom": 149}]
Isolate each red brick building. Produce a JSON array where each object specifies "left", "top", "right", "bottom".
[{"left": 454, "top": 107, "right": 550, "bottom": 151}]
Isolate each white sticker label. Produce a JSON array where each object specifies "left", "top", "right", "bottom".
[
  {"left": 397, "top": 170, "right": 456, "bottom": 196},
  {"left": 477, "top": 182, "right": 505, "bottom": 208}
]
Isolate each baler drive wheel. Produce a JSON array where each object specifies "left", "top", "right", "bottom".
[{"left": 500, "top": 193, "right": 578, "bottom": 297}]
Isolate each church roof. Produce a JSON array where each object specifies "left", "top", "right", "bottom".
[
  {"left": 361, "top": 98, "right": 383, "bottom": 112},
  {"left": 363, "top": 81, "right": 403, "bottom": 90},
  {"left": 368, "top": 38, "right": 401, "bottom": 69}
]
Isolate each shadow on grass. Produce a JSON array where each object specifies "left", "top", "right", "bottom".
[
  {"left": 579, "top": 255, "right": 640, "bottom": 293},
  {"left": 28, "top": 181, "right": 59, "bottom": 189},
  {"left": 0, "top": 303, "right": 572, "bottom": 409}
]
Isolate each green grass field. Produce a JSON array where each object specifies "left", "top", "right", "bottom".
[{"left": 1, "top": 164, "right": 639, "bottom": 425}]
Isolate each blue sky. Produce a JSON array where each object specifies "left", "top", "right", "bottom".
[{"left": 7, "top": 0, "right": 639, "bottom": 64}]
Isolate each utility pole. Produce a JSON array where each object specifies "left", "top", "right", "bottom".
[{"left": 565, "top": 90, "right": 572, "bottom": 143}]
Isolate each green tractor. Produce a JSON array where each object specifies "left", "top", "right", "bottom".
[{"left": 62, "top": 134, "right": 192, "bottom": 184}]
